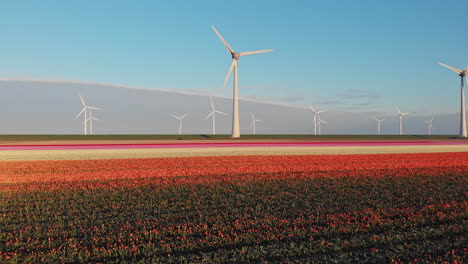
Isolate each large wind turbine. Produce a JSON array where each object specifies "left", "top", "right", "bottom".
[
  {"left": 424, "top": 117, "right": 433, "bottom": 136},
  {"left": 75, "top": 96, "right": 101, "bottom": 135},
  {"left": 249, "top": 112, "right": 263, "bottom": 135},
  {"left": 171, "top": 113, "right": 189, "bottom": 135},
  {"left": 438, "top": 62, "right": 467, "bottom": 138},
  {"left": 309, "top": 105, "right": 327, "bottom": 135},
  {"left": 375, "top": 118, "right": 384, "bottom": 136},
  {"left": 212, "top": 25, "right": 273, "bottom": 138},
  {"left": 205, "top": 96, "right": 227, "bottom": 135},
  {"left": 395, "top": 106, "right": 409, "bottom": 136}
]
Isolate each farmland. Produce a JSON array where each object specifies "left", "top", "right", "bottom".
[{"left": 1, "top": 153, "right": 467, "bottom": 263}]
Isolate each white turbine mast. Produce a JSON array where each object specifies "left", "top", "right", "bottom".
[
  {"left": 375, "top": 118, "right": 384, "bottom": 136},
  {"left": 212, "top": 25, "right": 273, "bottom": 138},
  {"left": 249, "top": 112, "right": 263, "bottom": 135},
  {"left": 309, "top": 105, "right": 327, "bottom": 135},
  {"left": 424, "top": 117, "right": 434, "bottom": 136},
  {"left": 171, "top": 113, "right": 189, "bottom": 135},
  {"left": 75, "top": 96, "right": 101, "bottom": 135},
  {"left": 395, "top": 106, "right": 409, "bottom": 136},
  {"left": 205, "top": 96, "right": 227, "bottom": 135},
  {"left": 438, "top": 62, "right": 467, "bottom": 138}
]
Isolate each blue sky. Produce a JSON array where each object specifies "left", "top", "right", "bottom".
[{"left": 1, "top": 0, "right": 467, "bottom": 117}]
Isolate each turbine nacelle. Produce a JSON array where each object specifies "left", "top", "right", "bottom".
[{"left": 232, "top": 52, "right": 241, "bottom": 60}]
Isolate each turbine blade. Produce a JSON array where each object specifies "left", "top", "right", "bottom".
[
  {"left": 438, "top": 62, "right": 462, "bottom": 74},
  {"left": 209, "top": 96, "right": 215, "bottom": 110},
  {"left": 205, "top": 111, "right": 214, "bottom": 120},
  {"left": 215, "top": 110, "right": 227, "bottom": 115},
  {"left": 221, "top": 60, "right": 236, "bottom": 90},
  {"left": 75, "top": 108, "right": 85, "bottom": 119},
  {"left": 309, "top": 105, "right": 316, "bottom": 112},
  {"left": 257, "top": 119, "right": 264, "bottom": 122},
  {"left": 170, "top": 114, "right": 180, "bottom": 119},
  {"left": 181, "top": 113, "right": 189, "bottom": 119},
  {"left": 79, "top": 96, "right": 86, "bottom": 107},
  {"left": 239, "top": 49, "right": 273, "bottom": 56},
  {"left": 249, "top": 121, "right": 255, "bottom": 128},
  {"left": 250, "top": 112, "right": 255, "bottom": 120},
  {"left": 87, "top": 107, "right": 102, "bottom": 110},
  {"left": 395, "top": 106, "right": 401, "bottom": 114},
  {"left": 211, "top": 25, "right": 234, "bottom": 54}
]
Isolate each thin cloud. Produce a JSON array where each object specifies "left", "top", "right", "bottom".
[
  {"left": 317, "top": 89, "right": 380, "bottom": 111},
  {"left": 341, "top": 89, "right": 380, "bottom": 100}
]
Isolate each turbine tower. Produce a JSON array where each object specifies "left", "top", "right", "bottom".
[
  {"left": 212, "top": 25, "right": 273, "bottom": 138},
  {"left": 171, "top": 113, "right": 189, "bottom": 135},
  {"left": 395, "top": 106, "right": 409, "bottom": 136},
  {"left": 205, "top": 96, "right": 227, "bottom": 135},
  {"left": 375, "top": 118, "right": 384, "bottom": 136},
  {"left": 249, "top": 112, "right": 263, "bottom": 135},
  {"left": 424, "top": 118, "right": 433, "bottom": 136},
  {"left": 75, "top": 96, "right": 101, "bottom": 135},
  {"left": 309, "top": 105, "right": 327, "bottom": 135},
  {"left": 438, "top": 62, "right": 467, "bottom": 138}
]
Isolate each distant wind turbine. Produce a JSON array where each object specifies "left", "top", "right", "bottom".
[
  {"left": 75, "top": 96, "right": 101, "bottom": 135},
  {"left": 212, "top": 25, "right": 273, "bottom": 138},
  {"left": 424, "top": 117, "right": 433, "bottom": 136},
  {"left": 375, "top": 118, "right": 384, "bottom": 136},
  {"left": 171, "top": 113, "right": 189, "bottom": 135},
  {"left": 395, "top": 106, "right": 409, "bottom": 136},
  {"left": 87, "top": 110, "right": 99, "bottom": 135},
  {"left": 309, "top": 105, "right": 327, "bottom": 135},
  {"left": 317, "top": 118, "right": 327, "bottom": 135},
  {"left": 438, "top": 62, "right": 467, "bottom": 138},
  {"left": 205, "top": 96, "right": 227, "bottom": 135},
  {"left": 249, "top": 112, "right": 263, "bottom": 135}
]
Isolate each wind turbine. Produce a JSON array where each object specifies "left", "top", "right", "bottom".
[
  {"left": 205, "top": 96, "right": 227, "bottom": 135},
  {"left": 75, "top": 96, "right": 101, "bottom": 135},
  {"left": 317, "top": 119, "right": 328, "bottom": 135},
  {"left": 375, "top": 118, "right": 384, "bottom": 136},
  {"left": 424, "top": 117, "right": 433, "bottom": 136},
  {"left": 212, "top": 25, "right": 273, "bottom": 138},
  {"left": 87, "top": 110, "right": 99, "bottom": 135},
  {"left": 438, "top": 62, "right": 467, "bottom": 138},
  {"left": 395, "top": 106, "right": 409, "bottom": 136},
  {"left": 171, "top": 113, "right": 189, "bottom": 135},
  {"left": 309, "top": 105, "right": 327, "bottom": 135},
  {"left": 249, "top": 112, "right": 263, "bottom": 135}
]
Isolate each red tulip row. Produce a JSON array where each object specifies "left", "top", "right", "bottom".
[
  {"left": 1, "top": 152, "right": 466, "bottom": 188},
  {"left": 0, "top": 152, "right": 466, "bottom": 263}
]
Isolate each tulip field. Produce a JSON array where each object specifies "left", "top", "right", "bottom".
[{"left": 1, "top": 152, "right": 467, "bottom": 263}]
